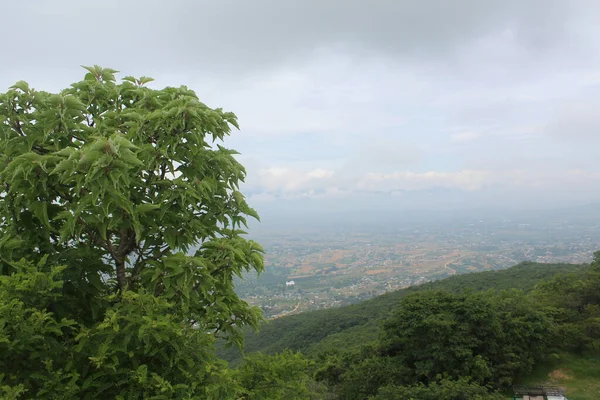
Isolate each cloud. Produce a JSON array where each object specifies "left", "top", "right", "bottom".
[
  {"left": 245, "top": 165, "right": 600, "bottom": 199},
  {"left": 546, "top": 100, "right": 600, "bottom": 141},
  {"left": 3, "top": 1, "right": 600, "bottom": 213},
  {"left": 201, "top": 55, "right": 418, "bottom": 138},
  {"left": 346, "top": 139, "right": 422, "bottom": 170},
  {"left": 250, "top": 167, "right": 336, "bottom": 195},
  {"left": 307, "top": 169, "right": 335, "bottom": 179},
  {"left": 1, "top": 0, "right": 594, "bottom": 82},
  {"left": 450, "top": 131, "right": 482, "bottom": 143}
]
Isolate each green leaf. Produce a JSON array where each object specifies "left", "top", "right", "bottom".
[
  {"left": 119, "top": 150, "right": 144, "bottom": 167},
  {"left": 164, "top": 229, "right": 177, "bottom": 249},
  {"left": 31, "top": 201, "right": 51, "bottom": 229},
  {"left": 50, "top": 157, "right": 76, "bottom": 176},
  {"left": 0, "top": 238, "right": 25, "bottom": 251},
  {"left": 87, "top": 271, "right": 104, "bottom": 291},
  {"left": 135, "top": 204, "right": 161, "bottom": 214},
  {"left": 245, "top": 207, "right": 260, "bottom": 222},
  {"left": 138, "top": 76, "right": 155, "bottom": 85},
  {"left": 64, "top": 95, "right": 87, "bottom": 111},
  {"left": 9, "top": 80, "right": 30, "bottom": 92},
  {"left": 98, "top": 220, "right": 108, "bottom": 241}
]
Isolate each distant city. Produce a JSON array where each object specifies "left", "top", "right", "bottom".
[{"left": 236, "top": 206, "right": 600, "bottom": 319}]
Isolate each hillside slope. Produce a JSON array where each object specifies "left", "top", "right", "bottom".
[{"left": 220, "top": 261, "right": 587, "bottom": 364}]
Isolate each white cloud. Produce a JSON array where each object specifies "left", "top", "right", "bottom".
[
  {"left": 307, "top": 169, "right": 335, "bottom": 179},
  {"left": 4, "top": 1, "right": 600, "bottom": 212},
  {"left": 245, "top": 166, "right": 600, "bottom": 203},
  {"left": 450, "top": 131, "right": 482, "bottom": 143},
  {"left": 254, "top": 167, "right": 336, "bottom": 194}
]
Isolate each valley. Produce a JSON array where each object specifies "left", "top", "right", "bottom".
[{"left": 237, "top": 213, "right": 600, "bottom": 319}]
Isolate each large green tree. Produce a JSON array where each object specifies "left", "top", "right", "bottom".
[
  {"left": 234, "top": 350, "right": 326, "bottom": 400},
  {"left": 0, "top": 66, "right": 264, "bottom": 398},
  {"left": 534, "top": 251, "right": 600, "bottom": 351},
  {"left": 380, "top": 290, "right": 553, "bottom": 389},
  {"left": 312, "top": 289, "right": 554, "bottom": 399}
]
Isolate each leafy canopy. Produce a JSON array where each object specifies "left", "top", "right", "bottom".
[
  {"left": 234, "top": 350, "right": 320, "bottom": 400},
  {"left": 0, "top": 66, "right": 264, "bottom": 398},
  {"left": 380, "top": 290, "right": 553, "bottom": 388}
]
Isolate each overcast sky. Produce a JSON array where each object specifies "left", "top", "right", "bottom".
[{"left": 3, "top": 0, "right": 600, "bottom": 220}]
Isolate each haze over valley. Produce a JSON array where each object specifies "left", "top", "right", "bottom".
[{"left": 238, "top": 205, "right": 600, "bottom": 318}]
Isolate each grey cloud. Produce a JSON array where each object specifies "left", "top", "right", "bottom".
[
  {"left": 173, "top": 0, "right": 585, "bottom": 69},
  {"left": 546, "top": 100, "right": 600, "bottom": 141},
  {"left": 1, "top": 0, "right": 592, "bottom": 80},
  {"left": 4, "top": 0, "right": 600, "bottom": 213},
  {"left": 340, "top": 139, "right": 423, "bottom": 173}
]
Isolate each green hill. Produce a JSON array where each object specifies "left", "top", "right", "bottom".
[{"left": 221, "top": 261, "right": 587, "bottom": 364}]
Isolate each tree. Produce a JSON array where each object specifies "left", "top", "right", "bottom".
[
  {"left": 314, "top": 345, "right": 408, "bottom": 400},
  {"left": 380, "top": 290, "right": 553, "bottom": 389},
  {"left": 533, "top": 252, "right": 600, "bottom": 351},
  {"left": 0, "top": 66, "right": 264, "bottom": 398},
  {"left": 371, "top": 378, "right": 504, "bottom": 400},
  {"left": 234, "top": 350, "right": 327, "bottom": 399}
]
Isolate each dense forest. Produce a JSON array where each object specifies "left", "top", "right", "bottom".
[{"left": 1, "top": 68, "right": 599, "bottom": 399}]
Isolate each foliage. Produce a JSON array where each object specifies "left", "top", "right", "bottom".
[
  {"left": 370, "top": 378, "right": 504, "bottom": 400},
  {"left": 313, "top": 288, "right": 554, "bottom": 398},
  {"left": 0, "top": 258, "right": 77, "bottom": 398},
  {"left": 234, "top": 350, "right": 327, "bottom": 399},
  {"left": 314, "top": 345, "right": 406, "bottom": 400},
  {"left": 0, "top": 67, "right": 263, "bottom": 398},
  {"left": 232, "top": 259, "right": 596, "bottom": 399},
  {"left": 219, "top": 261, "right": 584, "bottom": 364},
  {"left": 516, "top": 351, "right": 600, "bottom": 400},
  {"left": 380, "top": 290, "right": 553, "bottom": 388},
  {"left": 533, "top": 251, "right": 600, "bottom": 352},
  {"left": 72, "top": 291, "right": 238, "bottom": 399}
]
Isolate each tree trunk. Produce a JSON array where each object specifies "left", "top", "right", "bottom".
[{"left": 116, "top": 258, "right": 126, "bottom": 292}]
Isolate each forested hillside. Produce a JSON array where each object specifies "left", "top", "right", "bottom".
[
  {"left": 220, "top": 261, "right": 587, "bottom": 364},
  {"left": 220, "top": 258, "right": 600, "bottom": 398}
]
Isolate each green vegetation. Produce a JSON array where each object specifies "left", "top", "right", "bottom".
[
  {"left": 220, "top": 261, "right": 586, "bottom": 363},
  {"left": 310, "top": 257, "right": 600, "bottom": 399},
  {"left": 219, "top": 259, "right": 600, "bottom": 398},
  {"left": 0, "top": 68, "right": 317, "bottom": 399},
  {"left": 380, "top": 290, "right": 551, "bottom": 388},
  {"left": 234, "top": 350, "right": 328, "bottom": 399},
  {"left": 517, "top": 352, "right": 600, "bottom": 400}
]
